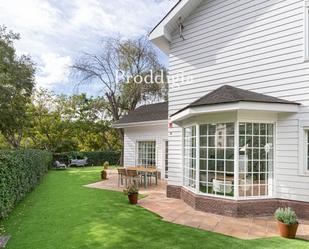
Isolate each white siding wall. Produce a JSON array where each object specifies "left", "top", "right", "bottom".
[
  {"left": 168, "top": 0, "right": 309, "bottom": 201},
  {"left": 124, "top": 124, "right": 168, "bottom": 173}
]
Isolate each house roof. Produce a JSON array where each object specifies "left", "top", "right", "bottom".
[
  {"left": 113, "top": 102, "right": 168, "bottom": 127},
  {"left": 172, "top": 85, "right": 299, "bottom": 117}
]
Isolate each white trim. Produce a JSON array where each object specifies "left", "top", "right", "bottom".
[
  {"left": 113, "top": 119, "right": 167, "bottom": 128},
  {"left": 196, "top": 124, "right": 200, "bottom": 194},
  {"left": 298, "top": 120, "right": 309, "bottom": 176},
  {"left": 234, "top": 120, "right": 239, "bottom": 200},
  {"left": 305, "top": 0, "right": 309, "bottom": 61},
  {"left": 171, "top": 102, "right": 299, "bottom": 123},
  {"left": 149, "top": 0, "right": 202, "bottom": 54}
]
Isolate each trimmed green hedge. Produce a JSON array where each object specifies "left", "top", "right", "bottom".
[
  {"left": 53, "top": 151, "right": 121, "bottom": 166},
  {"left": 0, "top": 150, "right": 52, "bottom": 219}
]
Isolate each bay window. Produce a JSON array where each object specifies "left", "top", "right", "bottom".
[{"left": 183, "top": 122, "right": 274, "bottom": 199}]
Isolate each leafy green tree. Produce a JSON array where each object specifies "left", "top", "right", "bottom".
[
  {"left": 72, "top": 36, "right": 167, "bottom": 163},
  {"left": 27, "top": 88, "right": 121, "bottom": 152},
  {"left": 0, "top": 26, "right": 35, "bottom": 148}
]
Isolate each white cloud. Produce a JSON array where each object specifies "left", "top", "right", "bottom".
[
  {"left": 36, "top": 53, "right": 72, "bottom": 87},
  {"left": 0, "top": 0, "right": 178, "bottom": 94}
]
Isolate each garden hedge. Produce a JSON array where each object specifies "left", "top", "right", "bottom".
[
  {"left": 0, "top": 150, "right": 52, "bottom": 219},
  {"left": 53, "top": 151, "right": 121, "bottom": 166}
]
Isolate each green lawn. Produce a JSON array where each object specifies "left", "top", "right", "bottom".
[{"left": 1, "top": 167, "right": 308, "bottom": 249}]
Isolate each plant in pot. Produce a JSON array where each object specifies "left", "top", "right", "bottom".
[
  {"left": 123, "top": 184, "right": 139, "bottom": 205},
  {"left": 100, "top": 161, "right": 109, "bottom": 180},
  {"left": 274, "top": 207, "right": 299, "bottom": 239}
]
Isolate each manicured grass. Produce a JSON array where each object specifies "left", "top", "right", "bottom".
[{"left": 1, "top": 167, "right": 308, "bottom": 249}]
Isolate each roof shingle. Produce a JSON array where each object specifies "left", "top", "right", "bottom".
[
  {"left": 172, "top": 85, "right": 299, "bottom": 116},
  {"left": 114, "top": 102, "right": 168, "bottom": 126}
]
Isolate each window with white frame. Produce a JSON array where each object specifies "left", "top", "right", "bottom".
[
  {"left": 238, "top": 123, "right": 274, "bottom": 198},
  {"left": 184, "top": 126, "right": 196, "bottom": 188},
  {"left": 183, "top": 121, "right": 275, "bottom": 199},
  {"left": 305, "top": 0, "right": 309, "bottom": 60},
  {"left": 199, "top": 123, "right": 235, "bottom": 197},
  {"left": 137, "top": 141, "right": 156, "bottom": 166}
]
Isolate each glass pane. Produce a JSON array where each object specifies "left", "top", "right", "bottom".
[
  {"left": 208, "top": 160, "right": 215, "bottom": 171},
  {"left": 226, "top": 161, "right": 234, "bottom": 172},
  {"left": 200, "top": 125, "right": 207, "bottom": 136},
  {"left": 200, "top": 137, "right": 207, "bottom": 147},
  {"left": 226, "top": 123, "right": 234, "bottom": 135},
  {"left": 239, "top": 123, "right": 246, "bottom": 135},
  {"left": 200, "top": 159, "right": 207, "bottom": 170},
  {"left": 200, "top": 148, "right": 207, "bottom": 159},
  {"left": 227, "top": 136, "right": 234, "bottom": 147},
  {"left": 208, "top": 136, "right": 215, "bottom": 147},
  {"left": 246, "top": 123, "right": 252, "bottom": 135},
  {"left": 208, "top": 124, "right": 216, "bottom": 135},
  {"left": 226, "top": 149, "right": 234, "bottom": 159}
]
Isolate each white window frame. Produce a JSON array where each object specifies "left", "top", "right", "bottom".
[
  {"left": 305, "top": 0, "right": 309, "bottom": 61},
  {"left": 136, "top": 140, "right": 156, "bottom": 167},
  {"left": 182, "top": 119, "right": 276, "bottom": 200}
]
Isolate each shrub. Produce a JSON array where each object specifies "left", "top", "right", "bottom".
[
  {"left": 103, "top": 161, "right": 109, "bottom": 169},
  {"left": 123, "top": 184, "right": 139, "bottom": 195},
  {"left": 0, "top": 149, "right": 52, "bottom": 219},
  {"left": 275, "top": 207, "right": 298, "bottom": 225},
  {"left": 53, "top": 151, "right": 120, "bottom": 166}
]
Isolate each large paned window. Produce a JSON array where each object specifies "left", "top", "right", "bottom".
[
  {"left": 238, "top": 123, "right": 274, "bottom": 197},
  {"left": 183, "top": 121, "right": 275, "bottom": 199},
  {"left": 137, "top": 141, "right": 156, "bottom": 166},
  {"left": 199, "top": 123, "right": 235, "bottom": 196},
  {"left": 184, "top": 126, "right": 196, "bottom": 188}
]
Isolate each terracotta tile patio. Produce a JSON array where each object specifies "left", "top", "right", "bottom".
[{"left": 85, "top": 169, "right": 309, "bottom": 240}]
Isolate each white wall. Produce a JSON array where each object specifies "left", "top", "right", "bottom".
[
  {"left": 167, "top": 0, "right": 309, "bottom": 201},
  {"left": 124, "top": 124, "right": 168, "bottom": 174}
]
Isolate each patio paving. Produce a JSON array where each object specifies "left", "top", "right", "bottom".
[{"left": 85, "top": 169, "right": 309, "bottom": 240}]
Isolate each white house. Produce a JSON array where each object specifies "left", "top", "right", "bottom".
[
  {"left": 113, "top": 102, "right": 168, "bottom": 178},
  {"left": 116, "top": 0, "right": 309, "bottom": 217}
]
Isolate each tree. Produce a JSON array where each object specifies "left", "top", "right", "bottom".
[
  {"left": 72, "top": 36, "right": 167, "bottom": 163},
  {"left": 27, "top": 88, "right": 121, "bottom": 152},
  {"left": 0, "top": 26, "right": 35, "bottom": 148}
]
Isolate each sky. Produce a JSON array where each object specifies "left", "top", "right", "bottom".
[{"left": 0, "top": 0, "right": 177, "bottom": 96}]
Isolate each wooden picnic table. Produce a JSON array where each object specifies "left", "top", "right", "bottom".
[{"left": 127, "top": 166, "right": 159, "bottom": 188}]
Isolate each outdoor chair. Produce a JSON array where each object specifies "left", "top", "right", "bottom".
[
  {"left": 127, "top": 169, "right": 143, "bottom": 186},
  {"left": 117, "top": 168, "right": 128, "bottom": 187},
  {"left": 69, "top": 158, "right": 88, "bottom": 167},
  {"left": 54, "top": 161, "right": 67, "bottom": 169},
  {"left": 146, "top": 165, "right": 158, "bottom": 185}
]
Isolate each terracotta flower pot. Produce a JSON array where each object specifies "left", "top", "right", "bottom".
[
  {"left": 128, "top": 193, "right": 138, "bottom": 204},
  {"left": 277, "top": 221, "right": 298, "bottom": 239},
  {"left": 101, "top": 170, "right": 107, "bottom": 180}
]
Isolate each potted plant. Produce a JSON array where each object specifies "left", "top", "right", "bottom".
[
  {"left": 100, "top": 161, "right": 109, "bottom": 180},
  {"left": 123, "top": 184, "right": 139, "bottom": 204},
  {"left": 274, "top": 207, "right": 299, "bottom": 239}
]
